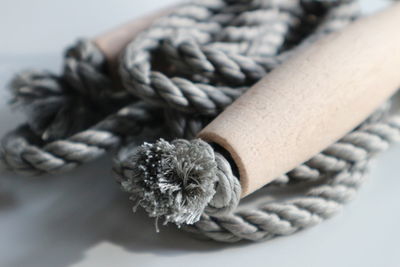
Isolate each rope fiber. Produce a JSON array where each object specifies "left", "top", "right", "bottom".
[{"left": 1, "top": 0, "right": 400, "bottom": 242}]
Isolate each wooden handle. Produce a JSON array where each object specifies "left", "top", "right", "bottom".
[{"left": 198, "top": 3, "right": 400, "bottom": 197}]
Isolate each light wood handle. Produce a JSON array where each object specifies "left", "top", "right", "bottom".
[{"left": 198, "top": 3, "right": 400, "bottom": 197}]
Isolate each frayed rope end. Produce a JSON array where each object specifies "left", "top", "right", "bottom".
[{"left": 116, "top": 138, "right": 219, "bottom": 226}]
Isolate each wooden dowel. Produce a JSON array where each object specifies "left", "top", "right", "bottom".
[{"left": 198, "top": 3, "right": 400, "bottom": 197}]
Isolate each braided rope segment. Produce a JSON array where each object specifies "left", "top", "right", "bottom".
[
  {"left": 1, "top": 102, "right": 159, "bottom": 175},
  {"left": 119, "top": 0, "right": 360, "bottom": 114},
  {"left": 63, "top": 39, "right": 116, "bottom": 98},
  {"left": 1, "top": 39, "right": 157, "bottom": 175}
]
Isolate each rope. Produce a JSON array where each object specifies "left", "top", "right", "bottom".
[{"left": 2, "top": 0, "right": 400, "bottom": 242}]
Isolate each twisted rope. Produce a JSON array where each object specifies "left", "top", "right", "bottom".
[
  {"left": 1, "top": 39, "right": 146, "bottom": 175},
  {"left": 1, "top": 102, "right": 159, "bottom": 175},
  {"left": 1, "top": 0, "right": 399, "bottom": 243}
]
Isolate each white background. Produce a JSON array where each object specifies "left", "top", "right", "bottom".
[{"left": 0, "top": 1, "right": 399, "bottom": 267}]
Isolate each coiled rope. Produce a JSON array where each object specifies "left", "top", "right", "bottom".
[{"left": 2, "top": 0, "right": 400, "bottom": 242}]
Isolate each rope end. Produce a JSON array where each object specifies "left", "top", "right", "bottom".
[{"left": 116, "top": 138, "right": 218, "bottom": 226}]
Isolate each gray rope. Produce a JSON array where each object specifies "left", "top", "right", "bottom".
[
  {"left": 1, "top": 0, "right": 399, "bottom": 243},
  {"left": 2, "top": 39, "right": 142, "bottom": 174},
  {"left": 1, "top": 101, "right": 159, "bottom": 175},
  {"left": 64, "top": 39, "right": 115, "bottom": 97}
]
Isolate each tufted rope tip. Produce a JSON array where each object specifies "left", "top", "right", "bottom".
[{"left": 114, "top": 138, "right": 227, "bottom": 226}]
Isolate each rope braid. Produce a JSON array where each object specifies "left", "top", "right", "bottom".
[{"left": 2, "top": 0, "right": 400, "bottom": 242}]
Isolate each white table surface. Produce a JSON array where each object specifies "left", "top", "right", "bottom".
[{"left": 0, "top": 1, "right": 399, "bottom": 267}]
